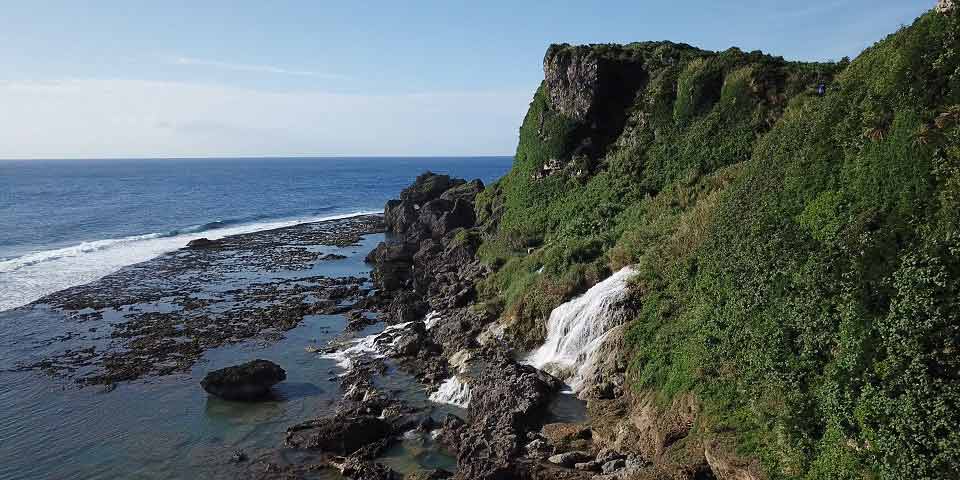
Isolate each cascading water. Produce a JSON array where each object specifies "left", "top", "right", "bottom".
[
  {"left": 526, "top": 266, "right": 636, "bottom": 392},
  {"left": 428, "top": 376, "right": 471, "bottom": 408}
]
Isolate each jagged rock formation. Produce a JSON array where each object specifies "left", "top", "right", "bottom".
[
  {"left": 368, "top": 172, "right": 485, "bottom": 299},
  {"left": 939, "top": 0, "right": 955, "bottom": 14}
]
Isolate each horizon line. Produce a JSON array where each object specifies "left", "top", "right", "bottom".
[{"left": 0, "top": 154, "right": 516, "bottom": 162}]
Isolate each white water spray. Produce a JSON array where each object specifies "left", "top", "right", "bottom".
[
  {"left": 526, "top": 266, "right": 636, "bottom": 392},
  {"left": 429, "top": 375, "right": 472, "bottom": 408},
  {"left": 321, "top": 322, "right": 414, "bottom": 371}
]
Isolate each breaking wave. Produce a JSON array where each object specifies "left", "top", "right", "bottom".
[{"left": 0, "top": 210, "right": 378, "bottom": 312}]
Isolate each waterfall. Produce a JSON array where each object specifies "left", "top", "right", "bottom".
[
  {"left": 526, "top": 266, "right": 636, "bottom": 392},
  {"left": 429, "top": 375, "right": 472, "bottom": 408}
]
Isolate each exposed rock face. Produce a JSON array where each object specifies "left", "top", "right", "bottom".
[
  {"left": 453, "top": 353, "right": 562, "bottom": 480},
  {"left": 543, "top": 44, "right": 649, "bottom": 159},
  {"left": 368, "top": 171, "right": 486, "bottom": 302},
  {"left": 284, "top": 414, "right": 392, "bottom": 455},
  {"left": 938, "top": 0, "right": 956, "bottom": 14},
  {"left": 544, "top": 48, "right": 601, "bottom": 122},
  {"left": 384, "top": 172, "right": 481, "bottom": 241},
  {"left": 704, "top": 441, "right": 762, "bottom": 480},
  {"left": 200, "top": 359, "right": 285, "bottom": 401}
]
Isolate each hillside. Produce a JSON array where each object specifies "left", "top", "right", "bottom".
[{"left": 472, "top": 5, "right": 960, "bottom": 479}]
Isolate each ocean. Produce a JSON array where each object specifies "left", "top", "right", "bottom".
[
  {"left": 0, "top": 156, "right": 512, "bottom": 480},
  {"left": 0, "top": 157, "right": 512, "bottom": 312}
]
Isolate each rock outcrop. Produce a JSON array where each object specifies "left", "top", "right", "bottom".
[
  {"left": 200, "top": 359, "right": 286, "bottom": 401},
  {"left": 367, "top": 172, "right": 485, "bottom": 303},
  {"left": 938, "top": 0, "right": 956, "bottom": 14},
  {"left": 542, "top": 44, "right": 650, "bottom": 160},
  {"left": 452, "top": 353, "right": 562, "bottom": 480}
]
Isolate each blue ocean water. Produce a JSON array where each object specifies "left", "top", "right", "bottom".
[{"left": 0, "top": 157, "right": 512, "bottom": 311}]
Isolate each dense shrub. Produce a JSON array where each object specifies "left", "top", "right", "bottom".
[{"left": 476, "top": 6, "right": 960, "bottom": 479}]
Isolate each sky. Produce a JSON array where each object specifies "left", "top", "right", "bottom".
[{"left": 0, "top": 0, "right": 934, "bottom": 159}]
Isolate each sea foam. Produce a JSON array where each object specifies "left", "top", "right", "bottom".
[{"left": 0, "top": 211, "right": 378, "bottom": 312}]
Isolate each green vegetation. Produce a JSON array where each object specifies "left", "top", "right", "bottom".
[{"left": 476, "top": 8, "right": 960, "bottom": 479}]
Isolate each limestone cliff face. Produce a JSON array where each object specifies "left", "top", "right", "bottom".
[{"left": 542, "top": 44, "right": 650, "bottom": 161}]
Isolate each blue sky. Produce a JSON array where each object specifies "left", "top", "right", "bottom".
[{"left": 0, "top": 0, "right": 934, "bottom": 159}]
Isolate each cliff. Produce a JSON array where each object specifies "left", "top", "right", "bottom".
[
  {"left": 469, "top": 5, "right": 960, "bottom": 480},
  {"left": 358, "top": 4, "right": 960, "bottom": 480}
]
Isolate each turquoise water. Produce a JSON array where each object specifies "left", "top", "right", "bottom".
[
  {"left": 0, "top": 158, "right": 513, "bottom": 479},
  {"left": 0, "top": 236, "right": 379, "bottom": 480}
]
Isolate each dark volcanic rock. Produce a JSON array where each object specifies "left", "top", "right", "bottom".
[
  {"left": 439, "top": 179, "right": 484, "bottom": 203},
  {"left": 368, "top": 171, "right": 485, "bottom": 294},
  {"left": 200, "top": 359, "right": 286, "bottom": 401},
  {"left": 24, "top": 214, "right": 385, "bottom": 386},
  {"left": 337, "top": 457, "right": 402, "bottom": 480},
  {"left": 285, "top": 414, "right": 392, "bottom": 455},
  {"left": 422, "top": 198, "right": 476, "bottom": 239},
  {"left": 186, "top": 237, "right": 221, "bottom": 248},
  {"left": 453, "top": 352, "right": 562, "bottom": 480},
  {"left": 399, "top": 172, "right": 463, "bottom": 206}
]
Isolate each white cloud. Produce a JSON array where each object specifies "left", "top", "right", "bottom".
[
  {"left": 169, "top": 56, "right": 347, "bottom": 79},
  {"left": 0, "top": 79, "right": 531, "bottom": 159}
]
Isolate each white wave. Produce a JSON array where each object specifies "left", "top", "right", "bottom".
[
  {"left": 525, "top": 266, "right": 636, "bottom": 392},
  {"left": 321, "top": 322, "right": 415, "bottom": 371},
  {"left": 429, "top": 375, "right": 471, "bottom": 408},
  {"left": 0, "top": 211, "right": 379, "bottom": 312}
]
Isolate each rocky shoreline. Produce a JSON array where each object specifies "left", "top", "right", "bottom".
[
  {"left": 248, "top": 173, "right": 654, "bottom": 480},
  {"left": 14, "top": 214, "right": 386, "bottom": 386},
  {"left": 9, "top": 175, "right": 723, "bottom": 479}
]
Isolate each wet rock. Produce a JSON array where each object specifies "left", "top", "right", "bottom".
[
  {"left": 337, "top": 457, "right": 401, "bottom": 480},
  {"left": 525, "top": 438, "right": 554, "bottom": 459},
  {"left": 405, "top": 469, "right": 453, "bottom": 480},
  {"left": 595, "top": 449, "right": 625, "bottom": 464},
  {"left": 200, "top": 359, "right": 286, "bottom": 401},
  {"left": 547, "top": 451, "right": 593, "bottom": 468},
  {"left": 434, "top": 414, "right": 467, "bottom": 453},
  {"left": 574, "top": 460, "right": 602, "bottom": 472},
  {"left": 601, "top": 458, "right": 626, "bottom": 474},
  {"left": 454, "top": 352, "right": 562, "bottom": 480},
  {"left": 186, "top": 237, "right": 221, "bottom": 248},
  {"left": 284, "top": 414, "right": 392, "bottom": 455}
]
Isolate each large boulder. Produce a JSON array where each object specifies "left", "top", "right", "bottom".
[
  {"left": 200, "top": 359, "right": 286, "bottom": 401},
  {"left": 369, "top": 172, "right": 485, "bottom": 293},
  {"left": 186, "top": 237, "right": 222, "bottom": 249},
  {"left": 285, "top": 414, "right": 392, "bottom": 455},
  {"left": 453, "top": 352, "right": 562, "bottom": 480}
]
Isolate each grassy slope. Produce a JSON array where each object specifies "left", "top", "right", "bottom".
[{"left": 477, "top": 9, "right": 960, "bottom": 480}]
